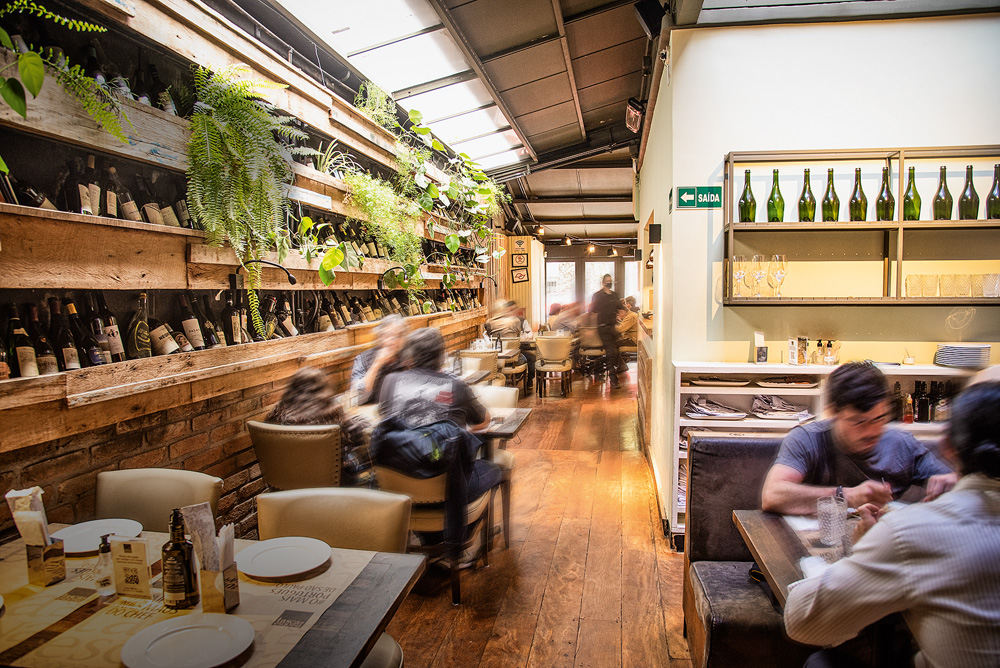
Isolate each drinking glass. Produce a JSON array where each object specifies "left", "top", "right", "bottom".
[
  {"left": 732, "top": 255, "right": 747, "bottom": 298},
  {"left": 920, "top": 274, "right": 939, "bottom": 297},
  {"left": 939, "top": 274, "right": 957, "bottom": 297},
  {"left": 767, "top": 254, "right": 788, "bottom": 298},
  {"left": 817, "top": 495, "right": 847, "bottom": 547},
  {"left": 750, "top": 255, "right": 767, "bottom": 298},
  {"left": 955, "top": 274, "right": 972, "bottom": 297},
  {"left": 971, "top": 274, "right": 984, "bottom": 297},
  {"left": 905, "top": 275, "right": 921, "bottom": 298},
  {"left": 984, "top": 274, "right": 1000, "bottom": 298}
]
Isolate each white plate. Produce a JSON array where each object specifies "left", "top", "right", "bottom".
[
  {"left": 685, "top": 412, "right": 747, "bottom": 420},
  {"left": 690, "top": 379, "right": 751, "bottom": 387},
  {"left": 236, "top": 537, "right": 331, "bottom": 579},
  {"left": 121, "top": 613, "right": 254, "bottom": 668},
  {"left": 51, "top": 519, "right": 142, "bottom": 555},
  {"left": 756, "top": 380, "right": 820, "bottom": 388}
]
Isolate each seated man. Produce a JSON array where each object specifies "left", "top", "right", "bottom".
[
  {"left": 784, "top": 381, "right": 1000, "bottom": 668},
  {"left": 378, "top": 327, "right": 502, "bottom": 496},
  {"left": 625, "top": 295, "right": 640, "bottom": 313},
  {"left": 761, "top": 362, "right": 957, "bottom": 515},
  {"left": 350, "top": 314, "right": 405, "bottom": 404}
]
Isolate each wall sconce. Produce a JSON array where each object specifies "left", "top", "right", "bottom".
[
  {"left": 587, "top": 244, "right": 596, "bottom": 254},
  {"left": 564, "top": 237, "right": 572, "bottom": 246},
  {"left": 607, "top": 247, "right": 618, "bottom": 257},
  {"left": 645, "top": 249, "right": 654, "bottom": 270}
]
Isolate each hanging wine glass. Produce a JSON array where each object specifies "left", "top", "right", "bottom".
[
  {"left": 732, "top": 255, "right": 747, "bottom": 298},
  {"left": 750, "top": 254, "right": 767, "bottom": 298},
  {"left": 767, "top": 254, "right": 788, "bottom": 298}
]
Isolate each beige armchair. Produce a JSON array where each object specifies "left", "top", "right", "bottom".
[
  {"left": 257, "top": 488, "right": 411, "bottom": 668},
  {"left": 95, "top": 468, "right": 222, "bottom": 533},
  {"left": 471, "top": 384, "right": 518, "bottom": 550},
  {"left": 577, "top": 325, "right": 606, "bottom": 379},
  {"left": 374, "top": 466, "right": 494, "bottom": 605},
  {"left": 246, "top": 421, "right": 342, "bottom": 490},
  {"left": 535, "top": 336, "right": 574, "bottom": 397}
]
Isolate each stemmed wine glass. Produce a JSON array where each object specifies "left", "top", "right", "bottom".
[
  {"left": 750, "top": 255, "right": 767, "bottom": 298},
  {"left": 767, "top": 254, "right": 788, "bottom": 298},
  {"left": 732, "top": 255, "right": 747, "bottom": 298}
]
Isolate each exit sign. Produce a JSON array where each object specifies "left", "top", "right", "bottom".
[{"left": 676, "top": 186, "right": 722, "bottom": 209}]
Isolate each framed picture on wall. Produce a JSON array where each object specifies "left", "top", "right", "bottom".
[
  {"left": 511, "top": 253, "right": 528, "bottom": 268},
  {"left": 511, "top": 268, "right": 529, "bottom": 284}
]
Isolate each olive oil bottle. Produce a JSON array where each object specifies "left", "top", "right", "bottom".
[{"left": 162, "top": 509, "right": 198, "bottom": 609}]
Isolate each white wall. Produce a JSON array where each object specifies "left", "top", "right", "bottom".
[{"left": 638, "top": 14, "right": 1000, "bottom": 526}]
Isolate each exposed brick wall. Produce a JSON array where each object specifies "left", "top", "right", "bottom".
[{"left": 1, "top": 324, "right": 481, "bottom": 542}]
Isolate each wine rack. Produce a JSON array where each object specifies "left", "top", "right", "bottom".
[{"left": 722, "top": 145, "right": 1000, "bottom": 306}]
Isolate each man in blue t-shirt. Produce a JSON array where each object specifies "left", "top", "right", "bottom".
[{"left": 762, "top": 362, "right": 957, "bottom": 515}]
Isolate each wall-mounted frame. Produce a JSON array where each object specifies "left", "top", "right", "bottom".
[
  {"left": 511, "top": 253, "right": 528, "bottom": 268},
  {"left": 511, "top": 268, "right": 529, "bottom": 284}
]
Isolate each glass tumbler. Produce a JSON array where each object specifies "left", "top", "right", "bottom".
[
  {"left": 955, "top": 274, "right": 972, "bottom": 297},
  {"left": 905, "top": 275, "right": 921, "bottom": 298},
  {"left": 983, "top": 274, "right": 1000, "bottom": 298},
  {"left": 939, "top": 274, "right": 957, "bottom": 297},
  {"left": 817, "top": 496, "right": 847, "bottom": 547},
  {"left": 920, "top": 274, "right": 939, "bottom": 297},
  {"left": 972, "top": 274, "right": 984, "bottom": 297}
]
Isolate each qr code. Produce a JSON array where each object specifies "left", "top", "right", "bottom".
[{"left": 123, "top": 567, "right": 140, "bottom": 585}]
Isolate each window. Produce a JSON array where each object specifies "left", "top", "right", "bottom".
[
  {"left": 584, "top": 262, "right": 615, "bottom": 308},
  {"left": 545, "top": 261, "right": 576, "bottom": 316},
  {"left": 624, "top": 261, "right": 640, "bottom": 305}
]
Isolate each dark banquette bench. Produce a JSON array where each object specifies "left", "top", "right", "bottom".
[{"left": 682, "top": 432, "right": 814, "bottom": 668}]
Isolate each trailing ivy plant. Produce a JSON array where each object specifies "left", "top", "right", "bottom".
[
  {"left": 186, "top": 64, "right": 311, "bottom": 336},
  {"left": 0, "top": 0, "right": 131, "bottom": 173}
]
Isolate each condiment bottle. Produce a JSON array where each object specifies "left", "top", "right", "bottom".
[
  {"left": 162, "top": 509, "right": 198, "bottom": 609},
  {"left": 92, "top": 533, "right": 115, "bottom": 596}
]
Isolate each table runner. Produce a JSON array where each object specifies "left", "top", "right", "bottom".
[{"left": 0, "top": 533, "right": 374, "bottom": 668}]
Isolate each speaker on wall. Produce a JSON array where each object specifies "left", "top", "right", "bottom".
[
  {"left": 634, "top": 0, "right": 665, "bottom": 39},
  {"left": 648, "top": 223, "right": 662, "bottom": 244}
]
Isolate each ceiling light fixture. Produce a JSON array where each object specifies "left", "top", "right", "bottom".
[
  {"left": 588, "top": 244, "right": 596, "bottom": 254},
  {"left": 537, "top": 226, "right": 545, "bottom": 235},
  {"left": 565, "top": 237, "right": 572, "bottom": 246},
  {"left": 607, "top": 247, "right": 618, "bottom": 257}
]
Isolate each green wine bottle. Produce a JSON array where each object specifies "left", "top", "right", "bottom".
[
  {"left": 848, "top": 168, "right": 867, "bottom": 221},
  {"left": 798, "top": 169, "right": 816, "bottom": 222},
  {"left": 875, "top": 167, "right": 895, "bottom": 221},
  {"left": 738, "top": 170, "right": 756, "bottom": 223},
  {"left": 987, "top": 164, "right": 1000, "bottom": 219},
  {"left": 932, "top": 166, "right": 952, "bottom": 220},
  {"left": 957, "top": 165, "right": 979, "bottom": 220},
  {"left": 821, "top": 169, "right": 839, "bottom": 222},
  {"left": 903, "top": 166, "right": 921, "bottom": 221},
  {"left": 766, "top": 169, "right": 784, "bottom": 222}
]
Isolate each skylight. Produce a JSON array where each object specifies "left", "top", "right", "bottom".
[{"left": 274, "top": 0, "right": 526, "bottom": 170}]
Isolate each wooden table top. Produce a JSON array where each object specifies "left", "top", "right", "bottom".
[
  {"left": 0, "top": 530, "right": 424, "bottom": 668},
  {"left": 476, "top": 407, "right": 532, "bottom": 440},
  {"left": 732, "top": 509, "right": 809, "bottom": 608}
]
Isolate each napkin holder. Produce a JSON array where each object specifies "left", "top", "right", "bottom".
[
  {"left": 200, "top": 562, "right": 239, "bottom": 612},
  {"left": 26, "top": 539, "right": 66, "bottom": 586}
]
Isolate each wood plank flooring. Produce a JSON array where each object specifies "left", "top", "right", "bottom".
[{"left": 386, "top": 369, "right": 692, "bottom": 667}]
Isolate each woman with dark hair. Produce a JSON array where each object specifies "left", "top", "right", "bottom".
[
  {"left": 784, "top": 381, "right": 1000, "bottom": 668},
  {"left": 266, "top": 367, "right": 371, "bottom": 485}
]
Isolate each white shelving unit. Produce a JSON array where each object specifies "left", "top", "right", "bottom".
[{"left": 669, "top": 362, "right": 973, "bottom": 544}]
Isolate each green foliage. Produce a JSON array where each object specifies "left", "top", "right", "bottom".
[
  {"left": 354, "top": 81, "right": 397, "bottom": 132},
  {"left": 0, "top": 2, "right": 129, "bottom": 172},
  {"left": 313, "top": 140, "right": 359, "bottom": 178},
  {"left": 186, "top": 64, "right": 306, "bottom": 335}
]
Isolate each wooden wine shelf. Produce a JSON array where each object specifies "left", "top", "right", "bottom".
[
  {"left": 0, "top": 306, "right": 487, "bottom": 453},
  {"left": 728, "top": 219, "right": 1000, "bottom": 232},
  {"left": 726, "top": 297, "right": 1000, "bottom": 306}
]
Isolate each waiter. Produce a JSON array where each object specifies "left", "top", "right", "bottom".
[{"left": 592, "top": 274, "right": 622, "bottom": 389}]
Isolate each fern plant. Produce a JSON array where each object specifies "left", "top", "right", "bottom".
[
  {"left": 354, "top": 81, "right": 397, "bottom": 132},
  {"left": 0, "top": 0, "right": 130, "bottom": 173},
  {"left": 186, "top": 64, "right": 309, "bottom": 337}
]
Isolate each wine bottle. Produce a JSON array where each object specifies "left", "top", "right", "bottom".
[
  {"left": 9, "top": 175, "right": 57, "bottom": 210},
  {"left": 260, "top": 295, "right": 281, "bottom": 339},
  {"left": 151, "top": 171, "right": 181, "bottom": 227},
  {"left": 958, "top": 165, "right": 979, "bottom": 220},
  {"left": 65, "top": 299, "right": 105, "bottom": 367},
  {"left": 125, "top": 292, "right": 152, "bottom": 359},
  {"left": 148, "top": 65, "right": 177, "bottom": 116},
  {"left": 7, "top": 306, "right": 39, "bottom": 378},
  {"left": 221, "top": 291, "right": 242, "bottom": 344},
  {"left": 132, "top": 67, "right": 152, "bottom": 106},
  {"left": 83, "top": 45, "right": 106, "bottom": 85},
  {"left": 133, "top": 176, "right": 163, "bottom": 225},
  {"left": 106, "top": 166, "right": 142, "bottom": 222},
  {"left": 987, "top": 164, "right": 1000, "bottom": 220},
  {"left": 95, "top": 291, "right": 126, "bottom": 362},
  {"left": 766, "top": 170, "right": 783, "bottom": 222},
  {"left": 360, "top": 296, "right": 375, "bottom": 322},
  {"left": 47, "top": 298, "right": 80, "bottom": 371},
  {"left": 84, "top": 293, "right": 113, "bottom": 364},
  {"left": 848, "top": 168, "right": 867, "bottom": 221},
  {"left": 903, "top": 166, "right": 921, "bottom": 221},
  {"left": 162, "top": 509, "right": 198, "bottom": 609},
  {"left": 316, "top": 298, "right": 335, "bottom": 332},
  {"left": 821, "top": 169, "right": 839, "bottom": 222},
  {"left": 99, "top": 162, "right": 118, "bottom": 219},
  {"left": 797, "top": 169, "right": 816, "bottom": 222},
  {"left": 332, "top": 294, "right": 353, "bottom": 326},
  {"left": 83, "top": 155, "right": 103, "bottom": 217},
  {"left": 65, "top": 158, "right": 95, "bottom": 215},
  {"left": 932, "top": 166, "right": 952, "bottom": 220},
  {"left": 166, "top": 323, "right": 194, "bottom": 352},
  {"left": 875, "top": 167, "right": 895, "bottom": 221},
  {"left": 177, "top": 294, "right": 206, "bottom": 350},
  {"left": 149, "top": 317, "right": 180, "bottom": 355},
  {"left": 25, "top": 305, "right": 59, "bottom": 376},
  {"left": 192, "top": 293, "right": 225, "bottom": 348},
  {"left": 276, "top": 293, "right": 299, "bottom": 337}
]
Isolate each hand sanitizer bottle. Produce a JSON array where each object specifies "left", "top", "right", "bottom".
[{"left": 92, "top": 533, "right": 115, "bottom": 596}]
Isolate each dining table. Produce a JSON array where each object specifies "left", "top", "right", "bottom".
[{"left": 0, "top": 525, "right": 425, "bottom": 668}]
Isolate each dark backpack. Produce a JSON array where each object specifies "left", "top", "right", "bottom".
[{"left": 370, "top": 416, "right": 476, "bottom": 479}]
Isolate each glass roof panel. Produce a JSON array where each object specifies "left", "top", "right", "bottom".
[
  {"left": 281, "top": 0, "right": 441, "bottom": 56},
  {"left": 455, "top": 130, "right": 522, "bottom": 160},
  {"left": 476, "top": 149, "right": 531, "bottom": 170},
  {"left": 400, "top": 80, "right": 494, "bottom": 122},
  {"left": 349, "top": 30, "right": 468, "bottom": 94},
  {"left": 429, "top": 107, "right": 510, "bottom": 144}
]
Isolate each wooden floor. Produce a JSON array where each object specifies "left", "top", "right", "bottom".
[{"left": 386, "top": 368, "right": 692, "bottom": 668}]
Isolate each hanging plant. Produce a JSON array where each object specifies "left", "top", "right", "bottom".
[
  {"left": 0, "top": 0, "right": 131, "bottom": 173},
  {"left": 185, "top": 64, "right": 311, "bottom": 336},
  {"left": 353, "top": 81, "right": 397, "bottom": 133}
]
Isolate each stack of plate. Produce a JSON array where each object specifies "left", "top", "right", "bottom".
[{"left": 933, "top": 344, "right": 991, "bottom": 369}]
